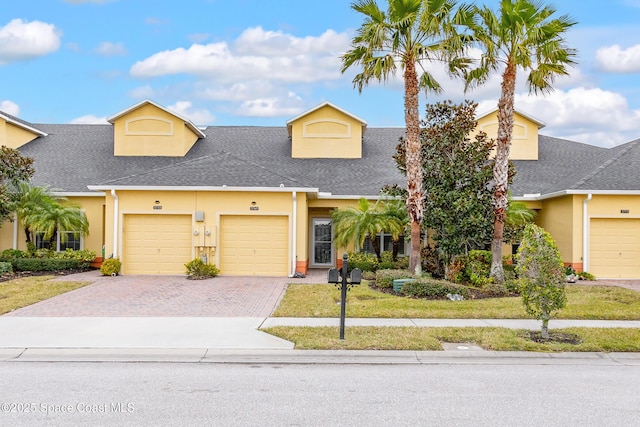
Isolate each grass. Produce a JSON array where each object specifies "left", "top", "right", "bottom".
[
  {"left": 273, "top": 282, "right": 640, "bottom": 320},
  {"left": 0, "top": 275, "right": 90, "bottom": 315},
  {"left": 263, "top": 326, "right": 640, "bottom": 352}
]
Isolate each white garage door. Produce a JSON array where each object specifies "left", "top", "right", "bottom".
[
  {"left": 590, "top": 218, "right": 640, "bottom": 279},
  {"left": 219, "top": 215, "right": 289, "bottom": 276},
  {"left": 123, "top": 214, "right": 192, "bottom": 275}
]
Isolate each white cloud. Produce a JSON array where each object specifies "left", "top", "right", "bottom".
[
  {"left": 595, "top": 44, "right": 640, "bottom": 73},
  {"left": 94, "top": 41, "right": 126, "bottom": 56},
  {"left": 476, "top": 87, "right": 640, "bottom": 147},
  {"left": 236, "top": 92, "right": 304, "bottom": 117},
  {"left": 167, "top": 101, "right": 216, "bottom": 125},
  {"left": 130, "top": 27, "right": 348, "bottom": 84},
  {"left": 128, "top": 85, "right": 155, "bottom": 99},
  {"left": 0, "top": 19, "right": 61, "bottom": 64},
  {"left": 0, "top": 100, "right": 20, "bottom": 116},
  {"left": 69, "top": 114, "right": 109, "bottom": 124}
]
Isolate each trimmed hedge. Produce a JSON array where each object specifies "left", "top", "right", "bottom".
[
  {"left": 375, "top": 269, "right": 411, "bottom": 289},
  {"left": 13, "top": 258, "right": 80, "bottom": 272},
  {"left": 0, "top": 262, "right": 12, "bottom": 274},
  {"left": 401, "top": 278, "right": 470, "bottom": 299}
]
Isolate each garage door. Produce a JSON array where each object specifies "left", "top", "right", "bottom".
[
  {"left": 220, "top": 215, "right": 289, "bottom": 276},
  {"left": 590, "top": 218, "right": 640, "bottom": 278},
  {"left": 123, "top": 214, "right": 192, "bottom": 275}
]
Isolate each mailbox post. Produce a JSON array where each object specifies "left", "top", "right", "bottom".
[{"left": 327, "top": 253, "right": 362, "bottom": 340}]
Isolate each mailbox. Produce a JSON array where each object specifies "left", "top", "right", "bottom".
[
  {"left": 350, "top": 268, "right": 362, "bottom": 284},
  {"left": 327, "top": 268, "right": 340, "bottom": 284}
]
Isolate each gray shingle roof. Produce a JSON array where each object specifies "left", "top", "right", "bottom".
[{"left": 5, "top": 113, "right": 638, "bottom": 197}]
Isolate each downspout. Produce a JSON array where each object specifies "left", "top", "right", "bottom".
[
  {"left": 290, "top": 191, "right": 297, "bottom": 277},
  {"left": 12, "top": 213, "right": 18, "bottom": 249},
  {"left": 111, "top": 189, "right": 119, "bottom": 258},
  {"left": 582, "top": 193, "right": 592, "bottom": 272}
]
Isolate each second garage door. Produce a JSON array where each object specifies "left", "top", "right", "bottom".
[
  {"left": 220, "top": 215, "right": 289, "bottom": 276},
  {"left": 590, "top": 218, "right": 640, "bottom": 279},
  {"left": 123, "top": 214, "right": 193, "bottom": 275}
]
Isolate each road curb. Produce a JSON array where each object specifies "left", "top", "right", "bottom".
[{"left": 2, "top": 348, "right": 640, "bottom": 365}]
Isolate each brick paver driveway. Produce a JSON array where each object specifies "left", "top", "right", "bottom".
[{"left": 4, "top": 270, "right": 325, "bottom": 317}]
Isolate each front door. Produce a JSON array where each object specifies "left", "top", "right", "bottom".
[{"left": 312, "top": 218, "right": 333, "bottom": 267}]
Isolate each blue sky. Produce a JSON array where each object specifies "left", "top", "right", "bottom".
[{"left": 1, "top": 0, "right": 639, "bottom": 148}]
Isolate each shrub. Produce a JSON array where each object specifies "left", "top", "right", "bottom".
[
  {"left": 185, "top": 258, "right": 219, "bottom": 279},
  {"left": 100, "top": 258, "right": 122, "bottom": 276},
  {"left": 0, "top": 248, "right": 27, "bottom": 260},
  {"left": 401, "top": 278, "right": 470, "bottom": 299},
  {"left": 347, "top": 251, "right": 378, "bottom": 272},
  {"left": 516, "top": 224, "right": 566, "bottom": 339},
  {"left": 393, "top": 256, "right": 409, "bottom": 270},
  {"left": 378, "top": 251, "right": 395, "bottom": 270},
  {"left": 504, "top": 278, "right": 522, "bottom": 295},
  {"left": 578, "top": 271, "right": 596, "bottom": 281},
  {"left": 375, "top": 269, "right": 411, "bottom": 289},
  {"left": 13, "top": 258, "right": 79, "bottom": 272},
  {"left": 361, "top": 270, "right": 376, "bottom": 281},
  {"left": 52, "top": 249, "right": 96, "bottom": 268},
  {"left": 0, "top": 262, "right": 12, "bottom": 274}
]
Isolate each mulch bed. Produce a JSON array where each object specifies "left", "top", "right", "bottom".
[{"left": 524, "top": 330, "right": 583, "bottom": 345}]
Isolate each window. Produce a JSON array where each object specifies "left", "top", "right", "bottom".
[
  {"left": 362, "top": 233, "right": 406, "bottom": 256},
  {"left": 35, "top": 231, "right": 82, "bottom": 251}
]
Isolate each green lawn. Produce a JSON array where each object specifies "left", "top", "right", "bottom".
[
  {"left": 264, "top": 326, "right": 640, "bottom": 352},
  {"left": 273, "top": 282, "right": 640, "bottom": 320},
  {"left": 0, "top": 276, "right": 91, "bottom": 315}
]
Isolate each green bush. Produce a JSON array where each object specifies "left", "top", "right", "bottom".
[
  {"left": 0, "top": 262, "right": 12, "bottom": 274},
  {"left": 13, "top": 258, "right": 79, "bottom": 272},
  {"left": 393, "top": 256, "right": 409, "bottom": 269},
  {"left": 347, "top": 252, "right": 378, "bottom": 272},
  {"left": 401, "top": 278, "right": 470, "bottom": 299},
  {"left": 378, "top": 251, "right": 395, "bottom": 270},
  {"left": 0, "top": 248, "right": 27, "bottom": 260},
  {"left": 185, "top": 258, "right": 220, "bottom": 279},
  {"left": 504, "top": 278, "right": 522, "bottom": 294},
  {"left": 374, "top": 269, "right": 411, "bottom": 289},
  {"left": 578, "top": 271, "right": 596, "bottom": 281},
  {"left": 100, "top": 258, "right": 122, "bottom": 276},
  {"left": 52, "top": 249, "right": 96, "bottom": 268}
]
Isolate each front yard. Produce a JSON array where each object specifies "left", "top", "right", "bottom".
[
  {"left": 272, "top": 282, "right": 640, "bottom": 320},
  {"left": 264, "top": 281, "right": 640, "bottom": 352}
]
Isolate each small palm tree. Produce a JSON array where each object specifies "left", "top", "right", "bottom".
[
  {"left": 342, "top": 0, "right": 473, "bottom": 275},
  {"left": 333, "top": 198, "right": 404, "bottom": 260},
  {"left": 14, "top": 182, "right": 65, "bottom": 245},
  {"left": 379, "top": 198, "right": 409, "bottom": 260},
  {"left": 23, "top": 200, "right": 89, "bottom": 249},
  {"left": 462, "top": 0, "right": 577, "bottom": 282}
]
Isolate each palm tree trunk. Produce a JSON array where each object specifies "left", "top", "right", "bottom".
[
  {"left": 490, "top": 61, "right": 517, "bottom": 284},
  {"left": 368, "top": 233, "right": 381, "bottom": 260},
  {"left": 404, "top": 59, "right": 424, "bottom": 277}
]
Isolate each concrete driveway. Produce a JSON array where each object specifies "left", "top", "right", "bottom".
[{"left": 4, "top": 269, "right": 325, "bottom": 317}]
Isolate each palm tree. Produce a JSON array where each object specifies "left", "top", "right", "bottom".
[
  {"left": 23, "top": 200, "right": 89, "bottom": 249},
  {"left": 341, "top": 0, "right": 472, "bottom": 276},
  {"left": 14, "top": 182, "right": 65, "bottom": 245},
  {"left": 332, "top": 198, "right": 403, "bottom": 260},
  {"left": 379, "top": 198, "right": 409, "bottom": 260},
  {"left": 462, "top": 0, "right": 576, "bottom": 283}
]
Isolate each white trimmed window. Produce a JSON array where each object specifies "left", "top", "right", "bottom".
[
  {"left": 35, "top": 231, "right": 82, "bottom": 251},
  {"left": 362, "top": 233, "right": 407, "bottom": 256}
]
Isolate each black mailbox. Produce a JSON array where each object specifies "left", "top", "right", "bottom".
[
  {"left": 327, "top": 268, "right": 340, "bottom": 284},
  {"left": 350, "top": 268, "right": 362, "bottom": 284}
]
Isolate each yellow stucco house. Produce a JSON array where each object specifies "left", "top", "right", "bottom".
[{"left": 1, "top": 100, "right": 639, "bottom": 278}]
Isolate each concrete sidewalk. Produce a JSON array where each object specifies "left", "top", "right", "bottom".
[{"left": 0, "top": 316, "right": 638, "bottom": 352}]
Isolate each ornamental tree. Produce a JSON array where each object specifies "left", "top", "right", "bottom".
[{"left": 516, "top": 224, "right": 566, "bottom": 339}]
